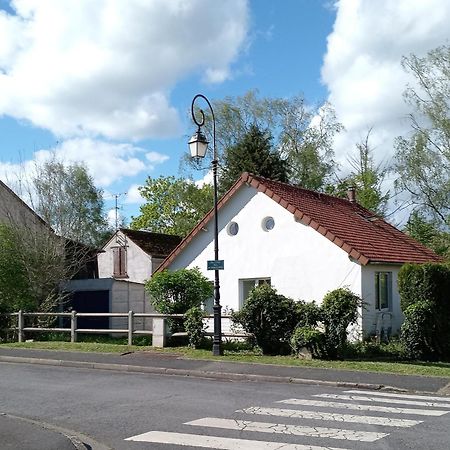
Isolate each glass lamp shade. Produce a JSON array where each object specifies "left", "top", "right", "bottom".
[{"left": 188, "top": 129, "right": 208, "bottom": 158}]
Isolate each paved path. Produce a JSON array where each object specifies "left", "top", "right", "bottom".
[{"left": 0, "top": 347, "right": 449, "bottom": 394}]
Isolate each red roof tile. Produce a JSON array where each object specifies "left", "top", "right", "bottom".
[{"left": 158, "top": 173, "right": 442, "bottom": 270}]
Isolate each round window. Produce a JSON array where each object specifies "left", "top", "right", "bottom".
[
  {"left": 262, "top": 216, "right": 275, "bottom": 231},
  {"left": 227, "top": 221, "right": 239, "bottom": 236}
]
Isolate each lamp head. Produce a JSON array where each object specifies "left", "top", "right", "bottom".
[{"left": 188, "top": 128, "right": 208, "bottom": 159}]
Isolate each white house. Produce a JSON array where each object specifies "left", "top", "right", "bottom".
[
  {"left": 67, "top": 228, "right": 181, "bottom": 330},
  {"left": 158, "top": 172, "right": 442, "bottom": 338}
]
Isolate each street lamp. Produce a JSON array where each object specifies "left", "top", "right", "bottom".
[{"left": 189, "top": 94, "right": 222, "bottom": 356}]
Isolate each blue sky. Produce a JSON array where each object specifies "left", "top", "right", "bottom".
[{"left": 0, "top": 0, "right": 449, "bottom": 226}]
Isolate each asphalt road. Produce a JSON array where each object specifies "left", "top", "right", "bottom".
[{"left": 1, "top": 362, "right": 450, "bottom": 450}]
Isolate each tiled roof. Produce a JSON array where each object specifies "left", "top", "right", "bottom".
[
  {"left": 120, "top": 228, "right": 182, "bottom": 258},
  {"left": 158, "top": 173, "right": 442, "bottom": 270}
]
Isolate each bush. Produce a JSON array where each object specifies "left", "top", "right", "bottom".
[
  {"left": 231, "top": 284, "right": 298, "bottom": 355},
  {"left": 290, "top": 326, "right": 325, "bottom": 359},
  {"left": 295, "top": 300, "right": 322, "bottom": 327},
  {"left": 401, "top": 300, "right": 439, "bottom": 360},
  {"left": 321, "top": 288, "right": 362, "bottom": 359},
  {"left": 398, "top": 263, "right": 450, "bottom": 311},
  {"left": 184, "top": 306, "right": 207, "bottom": 348},
  {"left": 145, "top": 268, "right": 213, "bottom": 331}
]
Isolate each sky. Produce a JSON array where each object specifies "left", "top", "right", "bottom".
[{"left": 0, "top": 0, "right": 449, "bottom": 227}]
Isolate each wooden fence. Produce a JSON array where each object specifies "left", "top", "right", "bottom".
[{"left": 2, "top": 310, "right": 250, "bottom": 347}]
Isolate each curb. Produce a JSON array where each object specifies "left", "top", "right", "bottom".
[{"left": 0, "top": 354, "right": 414, "bottom": 394}]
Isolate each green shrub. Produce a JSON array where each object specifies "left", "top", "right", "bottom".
[
  {"left": 231, "top": 284, "right": 298, "bottom": 355},
  {"left": 321, "top": 288, "right": 362, "bottom": 359},
  {"left": 401, "top": 300, "right": 439, "bottom": 360},
  {"left": 145, "top": 268, "right": 213, "bottom": 332},
  {"left": 398, "top": 263, "right": 450, "bottom": 311},
  {"left": 290, "top": 326, "right": 325, "bottom": 359},
  {"left": 184, "top": 306, "right": 207, "bottom": 348},
  {"left": 295, "top": 300, "right": 322, "bottom": 327}
]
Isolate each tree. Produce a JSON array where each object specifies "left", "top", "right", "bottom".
[
  {"left": 219, "top": 124, "right": 288, "bottom": 194},
  {"left": 131, "top": 176, "right": 213, "bottom": 237},
  {"left": 404, "top": 211, "right": 450, "bottom": 259},
  {"left": 327, "top": 129, "right": 390, "bottom": 215},
  {"left": 32, "top": 159, "right": 108, "bottom": 246},
  {"left": 183, "top": 90, "right": 342, "bottom": 191},
  {"left": 394, "top": 45, "right": 450, "bottom": 230}
]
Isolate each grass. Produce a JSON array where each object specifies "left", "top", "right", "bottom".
[{"left": 2, "top": 339, "right": 450, "bottom": 378}]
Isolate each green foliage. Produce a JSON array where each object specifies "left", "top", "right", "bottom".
[
  {"left": 184, "top": 306, "right": 207, "bottom": 349},
  {"left": 131, "top": 175, "right": 213, "bottom": 237},
  {"left": 219, "top": 124, "right": 288, "bottom": 194},
  {"left": 394, "top": 45, "right": 450, "bottom": 230},
  {"left": 398, "top": 263, "right": 450, "bottom": 311},
  {"left": 326, "top": 129, "right": 389, "bottom": 215},
  {"left": 183, "top": 90, "right": 342, "bottom": 192},
  {"left": 33, "top": 159, "right": 108, "bottom": 246},
  {"left": 400, "top": 300, "right": 439, "bottom": 360},
  {"left": 290, "top": 326, "right": 325, "bottom": 359},
  {"left": 321, "top": 288, "right": 362, "bottom": 359},
  {"left": 231, "top": 284, "right": 299, "bottom": 355},
  {"left": 404, "top": 211, "right": 450, "bottom": 259},
  {"left": 146, "top": 268, "right": 213, "bottom": 316},
  {"left": 295, "top": 300, "right": 322, "bottom": 327}
]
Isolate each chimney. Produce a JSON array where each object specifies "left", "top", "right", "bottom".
[{"left": 347, "top": 186, "right": 356, "bottom": 203}]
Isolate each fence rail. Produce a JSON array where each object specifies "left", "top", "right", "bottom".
[{"left": 2, "top": 310, "right": 249, "bottom": 347}]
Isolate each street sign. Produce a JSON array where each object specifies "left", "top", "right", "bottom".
[{"left": 207, "top": 260, "right": 224, "bottom": 270}]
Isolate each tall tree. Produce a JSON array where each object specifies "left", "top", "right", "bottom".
[
  {"left": 32, "top": 159, "right": 108, "bottom": 246},
  {"left": 131, "top": 176, "right": 213, "bottom": 237},
  {"left": 394, "top": 45, "right": 450, "bottom": 229},
  {"left": 326, "top": 130, "right": 390, "bottom": 215},
  {"left": 219, "top": 124, "right": 288, "bottom": 194},
  {"left": 183, "top": 90, "right": 342, "bottom": 191}
]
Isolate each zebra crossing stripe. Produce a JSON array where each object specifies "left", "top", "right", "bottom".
[
  {"left": 239, "top": 406, "right": 422, "bottom": 427},
  {"left": 314, "top": 393, "right": 450, "bottom": 408},
  {"left": 344, "top": 390, "right": 450, "bottom": 402},
  {"left": 125, "top": 430, "right": 350, "bottom": 449},
  {"left": 186, "top": 418, "right": 388, "bottom": 442},
  {"left": 278, "top": 398, "right": 448, "bottom": 416}
]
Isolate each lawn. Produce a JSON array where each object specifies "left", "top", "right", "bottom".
[{"left": 2, "top": 340, "right": 450, "bottom": 378}]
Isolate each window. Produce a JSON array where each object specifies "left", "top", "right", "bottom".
[
  {"left": 227, "top": 221, "right": 239, "bottom": 236},
  {"left": 240, "top": 278, "right": 271, "bottom": 308},
  {"left": 113, "top": 246, "right": 127, "bottom": 277},
  {"left": 262, "top": 216, "right": 275, "bottom": 231},
  {"left": 375, "top": 272, "right": 391, "bottom": 310}
]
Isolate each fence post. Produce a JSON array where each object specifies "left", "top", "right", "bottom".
[
  {"left": 128, "top": 311, "right": 134, "bottom": 346},
  {"left": 152, "top": 317, "right": 167, "bottom": 347},
  {"left": 71, "top": 310, "right": 77, "bottom": 343},
  {"left": 18, "top": 310, "right": 23, "bottom": 343}
]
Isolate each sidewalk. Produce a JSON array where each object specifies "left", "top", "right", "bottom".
[{"left": 1, "top": 347, "right": 449, "bottom": 395}]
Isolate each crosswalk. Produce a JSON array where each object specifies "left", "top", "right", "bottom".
[{"left": 125, "top": 388, "right": 450, "bottom": 449}]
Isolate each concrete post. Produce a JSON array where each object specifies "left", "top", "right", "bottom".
[
  {"left": 71, "top": 310, "right": 77, "bottom": 343},
  {"left": 17, "top": 310, "right": 23, "bottom": 343},
  {"left": 152, "top": 317, "right": 168, "bottom": 347},
  {"left": 128, "top": 311, "right": 134, "bottom": 346}
]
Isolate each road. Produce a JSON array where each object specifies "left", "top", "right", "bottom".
[{"left": 0, "top": 362, "right": 449, "bottom": 449}]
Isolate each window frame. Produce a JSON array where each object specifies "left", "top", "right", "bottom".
[
  {"left": 375, "top": 271, "right": 392, "bottom": 311},
  {"left": 239, "top": 277, "right": 271, "bottom": 308},
  {"left": 112, "top": 245, "right": 128, "bottom": 278}
]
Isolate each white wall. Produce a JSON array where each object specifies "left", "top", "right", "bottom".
[
  {"left": 361, "top": 264, "right": 403, "bottom": 337},
  {"left": 98, "top": 231, "right": 153, "bottom": 283},
  {"left": 168, "top": 186, "right": 362, "bottom": 312}
]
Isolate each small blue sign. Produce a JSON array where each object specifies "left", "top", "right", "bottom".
[{"left": 207, "top": 260, "right": 224, "bottom": 270}]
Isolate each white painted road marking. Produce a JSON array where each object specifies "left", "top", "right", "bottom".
[
  {"left": 186, "top": 417, "right": 388, "bottom": 442},
  {"left": 344, "top": 390, "right": 450, "bottom": 402},
  {"left": 314, "top": 393, "right": 450, "bottom": 408},
  {"left": 125, "top": 430, "right": 350, "bottom": 449},
  {"left": 239, "top": 406, "right": 422, "bottom": 427},
  {"left": 278, "top": 398, "right": 449, "bottom": 416}
]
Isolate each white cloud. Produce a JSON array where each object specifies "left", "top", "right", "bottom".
[
  {"left": 0, "top": 138, "right": 169, "bottom": 189},
  {"left": 0, "top": 0, "right": 249, "bottom": 140},
  {"left": 125, "top": 183, "right": 144, "bottom": 204},
  {"left": 322, "top": 0, "right": 450, "bottom": 167}
]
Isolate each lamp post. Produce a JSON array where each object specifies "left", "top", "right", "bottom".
[{"left": 188, "top": 94, "right": 222, "bottom": 356}]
